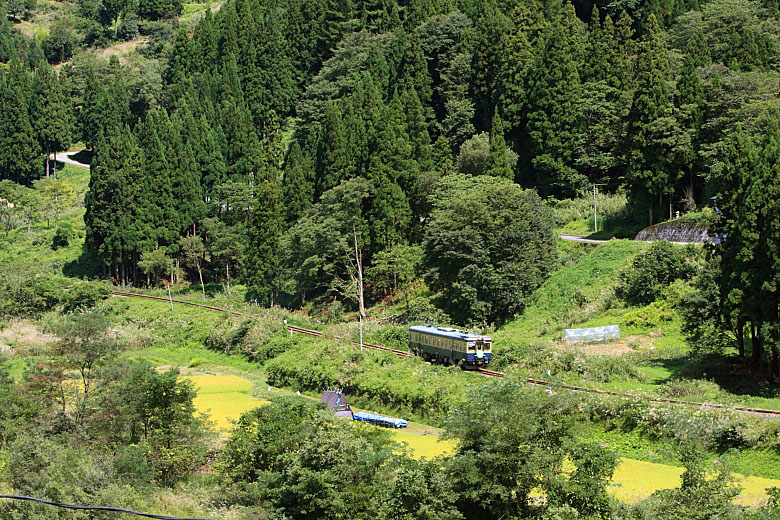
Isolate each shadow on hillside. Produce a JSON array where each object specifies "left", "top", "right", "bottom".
[
  {"left": 679, "top": 354, "right": 780, "bottom": 398},
  {"left": 63, "top": 248, "right": 103, "bottom": 279},
  {"left": 69, "top": 149, "right": 93, "bottom": 166}
]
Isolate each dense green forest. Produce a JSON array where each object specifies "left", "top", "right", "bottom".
[
  {"left": 2, "top": 0, "right": 779, "bottom": 372},
  {"left": 3, "top": 0, "right": 780, "bottom": 517}
]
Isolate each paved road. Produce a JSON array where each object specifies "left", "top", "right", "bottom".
[
  {"left": 559, "top": 234, "right": 699, "bottom": 245},
  {"left": 49, "top": 151, "right": 90, "bottom": 169},
  {"left": 559, "top": 234, "right": 609, "bottom": 244}
]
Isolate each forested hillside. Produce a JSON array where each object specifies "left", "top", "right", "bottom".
[
  {"left": 4, "top": 1, "right": 780, "bottom": 516},
  {"left": 1, "top": 0, "right": 779, "bottom": 324}
]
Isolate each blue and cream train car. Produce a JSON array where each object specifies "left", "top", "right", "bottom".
[{"left": 408, "top": 325, "right": 493, "bottom": 368}]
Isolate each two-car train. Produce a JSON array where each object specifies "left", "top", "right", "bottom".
[{"left": 408, "top": 325, "right": 492, "bottom": 368}]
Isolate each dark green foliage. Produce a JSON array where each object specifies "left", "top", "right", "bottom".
[
  {"left": 0, "top": 83, "right": 40, "bottom": 184},
  {"left": 423, "top": 175, "right": 555, "bottom": 326},
  {"left": 42, "top": 17, "right": 77, "bottom": 63},
  {"left": 282, "top": 140, "right": 314, "bottom": 223},
  {"left": 31, "top": 65, "right": 73, "bottom": 177},
  {"left": 525, "top": 24, "right": 584, "bottom": 195},
  {"left": 714, "top": 124, "right": 780, "bottom": 375},
  {"left": 219, "top": 398, "right": 400, "bottom": 520},
  {"left": 284, "top": 177, "right": 372, "bottom": 307},
  {"left": 137, "top": 0, "right": 182, "bottom": 20},
  {"left": 486, "top": 108, "right": 513, "bottom": 179},
  {"left": 615, "top": 241, "right": 696, "bottom": 306}
]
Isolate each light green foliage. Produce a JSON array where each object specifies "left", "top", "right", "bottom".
[
  {"left": 54, "top": 308, "right": 122, "bottom": 399},
  {"left": 33, "top": 177, "right": 75, "bottom": 228},
  {"left": 59, "top": 280, "right": 112, "bottom": 313},
  {"left": 0, "top": 270, "right": 60, "bottom": 318},
  {"left": 138, "top": 248, "right": 174, "bottom": 286},
  {"left": 455, "top": 132, "right": 490, "bottom": 176},
  {"left": 497, "top": 240, "right": 645, "bottom": 343},
  {"left": 443, "top": 379, "right": 617, "bottom": 518},
  {"left": 615, "top": 441, "right": 742, "bottom": 519},
  {"left": 265, "top": 337, "right": 482, "bottom": 423}
]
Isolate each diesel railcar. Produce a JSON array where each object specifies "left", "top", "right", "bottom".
[{"left": 408, "top": 325, "right": 492, "bottom": 368}]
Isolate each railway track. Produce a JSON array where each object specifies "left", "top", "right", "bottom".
[
  {"left": 79, "top": 292, "right": 780, "bottom": 420},
  {"left": 285, "top": 324, "right": 413, "bottom": 357},
  {"left": 286, "top": 324, "right": 780, "bottom": 418},
  {"left": 110, "top": 291, "right": 249, "bottom": 317}
]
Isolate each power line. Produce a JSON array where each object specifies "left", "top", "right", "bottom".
[{"left": 0, "top": 495, "right": 219, "bottom": 520}]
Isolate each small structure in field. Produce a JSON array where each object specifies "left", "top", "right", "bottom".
[
  {"left": 564, "top": 325, "right": 620, "bottom": 345},
  {"left": 320, "top": 389, "right": 353, "bottom": 418}
]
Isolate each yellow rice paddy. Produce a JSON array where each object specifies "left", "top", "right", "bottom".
[
  {"left": 394, "top": 431, "right": 780, "bottom": 505},
  {"left": 183, "top": 375, "right": 269, "bottom": 432}
]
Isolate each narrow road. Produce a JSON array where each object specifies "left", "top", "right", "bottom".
[
  {"left": 49, "top": 150, "right": 90, "bottom": 169},
  {"left": 559, "top": 234, "right": 698, "bottom": 246},
  {"left": 559, "top": 234, "right": 609, "bottom": 244}
]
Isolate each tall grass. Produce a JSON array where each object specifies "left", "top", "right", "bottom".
[{"left": 547, "top": 192, "right": 629, "bottom": 230}]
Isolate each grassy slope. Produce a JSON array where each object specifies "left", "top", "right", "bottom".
[{"left": 496, "top": 239, "right": 646, "bottom": 346}]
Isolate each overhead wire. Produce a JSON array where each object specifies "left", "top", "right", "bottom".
[{"left": 0, "top": 495, "right": 219, "bottom": 520}]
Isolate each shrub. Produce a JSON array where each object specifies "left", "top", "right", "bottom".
[
  {"left": 615, "top": 241, "right": 696, "bottom": 306},
  {"left": 60, "top": 280, "right": 112, "bottom": 313},
  {"left": 243, "top": 333, "right": 298, "bottom": 364},
  {"left": 0, "top": 274, "right": 60, "bottom": 318},
  {"left": 52, "top": 222, "right": 78, "bottom": 249},
  {"left": 117, "top": 12, "right": 140, "bottom": 40},
  {"left": 620, "top": 300, "right": 675, "bottom": 329}
]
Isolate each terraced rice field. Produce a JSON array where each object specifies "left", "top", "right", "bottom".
[
  {"left": 610, "top": 458, "right": 780, "bottom": 506},
  {"left": 392, "top": 428, "right": 780, "bottom": 505},
  {"left": 183, "top": 375, "right": 269, "bottom": 432},
  {"left": 392, "top": 430, "right": 458, "bottom": 459}
]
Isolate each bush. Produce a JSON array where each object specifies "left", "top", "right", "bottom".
[
  {"left": 615, "top": 241, "right": 696, "bottom": 306},
  {"left": 547, "top": 192, "right": 629, "bottom": 228},
  {"left": 242, "top": 333, "right": 298, "bottom": 364},
  {"left": 620, "top": 300, "right": 675, "bottom": 329},
  {"left": 52, "top": 222, "right": 78, "bottom": 249},
  {"left": 0, "top": 274, "right": 60, "bottom": 318},
  {"left": 60, "top": 280, "right": 112, "bottom": 313},
  {"left": 117, "top": 12, "right": 140, "bottom": 40}
]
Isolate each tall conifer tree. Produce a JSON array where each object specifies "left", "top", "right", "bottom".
[{"left": 625, "top": 13, "right": 671, "bottom": 224}]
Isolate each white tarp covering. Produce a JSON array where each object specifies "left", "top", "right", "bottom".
[{"left": 564, "top": 325, "right": 620, "bottom": 344}]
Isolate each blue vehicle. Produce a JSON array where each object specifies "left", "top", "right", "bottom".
[
  {"left": 409, "top": 325, "right": 493, "bottom": 368},
  {"left": 352, "top": 411, "right": 408, "bottom": 428}
]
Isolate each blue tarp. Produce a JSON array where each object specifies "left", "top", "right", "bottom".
[
  {"left": 564, "top": 325, "right": 620, "bottom": 344},
  {"left": 353, "top": 411, "right": 408, "bottom": 428}
]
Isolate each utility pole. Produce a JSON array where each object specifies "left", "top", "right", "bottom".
[{"left": 353, "top": 224, "right": 364, "bottom": 351}]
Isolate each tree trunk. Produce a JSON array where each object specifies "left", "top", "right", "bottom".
[
  {"left": 226, "top": 261, "right": 231, "bottom": 290},
  {"left": 736, "top": 320, "right": 745, "bottom": 358},
  {"left": 45, "top": 145, "right": 50, "bottom": 178},
  {"left": 198, "top": 264, "right": 205, "bottom": 299},
  {"left": 53, "top": 150, "right": 57, "bottom": 180},
  {"left": 751, "top": 321, "right": 762, "bottom": 369},
  {"left": 648, "top": 199, "right": 653, "bottom": 226}
]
